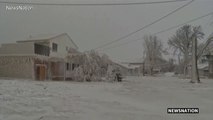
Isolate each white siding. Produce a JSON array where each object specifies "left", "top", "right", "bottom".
[
  {"left": 49, "top": 35, "right": 77, "bottom": 58},
  {"left": 0, "top": 42, "right": 34, "bottom": 55},
  {"left": 0, "top": 56, "right": 34, "bottom": 79}
]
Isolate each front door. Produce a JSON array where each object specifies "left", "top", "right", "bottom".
[{"left": 36, "top": 65, "right": 46, "bottom": 80}]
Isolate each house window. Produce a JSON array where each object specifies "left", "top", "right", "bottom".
[
  {"left": 34, "top": 43, "right": 50, "bottom": 56},
  {"left": 52, "top": 43, "right": 58, "bottom": 52},
  {"left": 66, "top": 63, "right": 70, "bottom": 71},
  {"left": 72, "top": 64, "right": 75, "bottom": 70},
  {"left": 66, "top": 63, "right": 74, "bottom": 71}
]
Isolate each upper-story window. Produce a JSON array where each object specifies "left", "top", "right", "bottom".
[
  {"left": 34, "top": 43, "right": 50, "bottom": 56},
  {"left": 52, "top": 43, "right": 58, "bottom": 52}
]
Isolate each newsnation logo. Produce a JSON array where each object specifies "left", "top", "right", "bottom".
[{"left": 167, "top": 108, "right": 199, "bottom": 114}]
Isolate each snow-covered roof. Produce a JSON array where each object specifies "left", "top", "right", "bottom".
[
  {"left": 122, "top": 58, "right": 144, "bottom": 65},
  {"left": 17, "top": 33, "right": 63, "bottom": 42},
  {"left": 118, "top": 62, "right": 141, "bottom": 69},
  {"left": 16, "top": 33, "right": 78, "bottom": 49},
  {"left": 130, "top": 58, "right": 145, "bottom": 64},
  {"left": 198, "top": 63, "right": 208, "bottom": 70}
]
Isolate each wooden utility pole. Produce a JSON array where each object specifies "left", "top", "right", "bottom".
[
  {"left": 142, "top": 63, "right": 145, "bottom": 76},
  {"left": 190, "top": 37, "right": 200, "bottom": 83}
]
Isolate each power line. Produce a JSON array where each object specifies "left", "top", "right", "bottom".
[
  {"left": 102, "top": 11, "right": 213, "bottom": 51},
  {"left": 101, "top": 38, "right": 143, "bottom": 51},
  {"left": 0, "top": 0, "right": 188, "bottom": 6},
  {"left": 93, "top": 0, "right": 194, "bottom": 50},
  {"left": 153, "top": 12, "right": 213, "bottom": 35}
]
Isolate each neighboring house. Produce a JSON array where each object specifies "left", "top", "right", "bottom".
[
  {"left": 201, "top": 42, "right": 213, "bottom": 78},
  {"left": 143, "top": 57, "right": 171, "bottom": 74},
  {"left": 205, "top": 53, "right": 213, "bottom": 78},
  {"left": 122, "top": 57, "right": 172, "bottom": 76},
  {"left": 195, "top": 41, "right": 213, "bottom": 78},
  {"left": 197, "top": 55, "right": 209, "bottom": 77},
  {"left": 122, "top": 58, "right": 145, "bottom": 76},
  {"left": 0, "top": 33, "right": 79, "bottom": 80},
  {"left": 198, "top": 63, "right": 209, "bottom": 77},
  {"left": 187, "top": 51, "right": 213, "bottom": 78},
  {"left": 187, "top": 64, "right": 209, "bottom": 78},
  {"left": 111, "top": 62, "right": 129, "bottom": 76}
]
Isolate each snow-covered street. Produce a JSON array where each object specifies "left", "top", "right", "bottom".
[{"left": 0, "top": 76, "right": 213, "bottom": 120}]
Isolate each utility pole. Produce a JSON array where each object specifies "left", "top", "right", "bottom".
[
  {"left": 142, "top": 63, "right": 145, "bottom": 76},
  {"left": 190, "top": 36, "right": 200, "bottom": 83}
]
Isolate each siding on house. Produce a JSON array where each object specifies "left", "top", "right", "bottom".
[
  {"left": 0, "top": 42, "right": 34, "bottom": 55},
  {"left": 0, "top": 56, "right": 34, "bottom": 79},
  {"left": 49, "top": 34, "right": 78, "bottom": 58},
  {"left": 0, "top": 33, "right": 79, "bottom": 80}
]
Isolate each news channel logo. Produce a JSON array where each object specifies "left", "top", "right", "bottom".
[
  {"left": 167, "top": 108, "right": 199, "bottom": 114},
  {"left": 6, "top": 5, "right": 33, "bottom": 11}
]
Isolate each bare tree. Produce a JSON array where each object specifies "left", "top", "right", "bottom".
[
  {"left": 190, "top": 26, "right": 206, "bottom": 83},
  {"left": 143, "top": 35, "right": 165, "bottom": 75},
  {"left": 69, "top": 50, "right": 113, "bottom": 82},
  {"left": 168, "top": 25, "right": 204, "bottom": 77}
]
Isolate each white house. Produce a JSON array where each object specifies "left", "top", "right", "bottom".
[{"left": 0, "top": 33, "right": 79, "bottom": 80}]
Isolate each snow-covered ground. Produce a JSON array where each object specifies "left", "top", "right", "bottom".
[{"left": 0, "top": 76, "right": 213, "bottom": 120}]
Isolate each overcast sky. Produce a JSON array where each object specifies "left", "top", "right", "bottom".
[{"left": 0, "top": 0, "right": 213, "bottom": 62}]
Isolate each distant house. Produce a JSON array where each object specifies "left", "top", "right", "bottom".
[
  {"left": 205, "top": 54, "right": 213, "bottom": 78},
  {"left": 0, "top": 33, "right": 79, "bottom": 80},
  {"left": 122, "top": 58, "right": 144, "bottom": 76},
  {"left": 111, "top": 62, "right": 129, "bottom": 75},
  {"left": 187, "top": 55, "right": 211, "bottom": 78},
  {"left": 194, "top": 39, "right": 213, "bottom": 78},
  {"left": 198, "top": 63, "right": 209, "bottom": 77},
  {"left": 143, "top": 57, "right": 172, "bottom": 74}
]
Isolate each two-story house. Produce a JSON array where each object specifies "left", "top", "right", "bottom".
[{"left": 0, "top": 33, "right": 79, "bottom": 80}]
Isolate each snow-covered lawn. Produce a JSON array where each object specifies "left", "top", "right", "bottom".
[{"left": 0, "top": 76, "right": 213, "bottom": 120}]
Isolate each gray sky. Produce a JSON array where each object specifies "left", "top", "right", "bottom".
[{"left": 0, "top": 0, "right": 213, "bottom": 62}]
